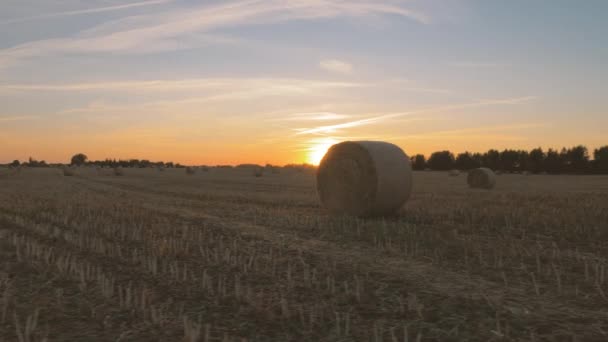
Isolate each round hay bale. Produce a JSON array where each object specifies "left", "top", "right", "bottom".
[
  {"left": 186, "top": 167, "right": 196, "bottom": 175},
  {"left": 114, "top": 167, "right": 124, "bottom": 176},
  {"left": 62, "top": 166, "right": 75, "bottom": 176},
  {"left": 449, "top": 169, "right": 460, "bottom": 176},
  {"left": 253, "top": 168, "right": 264, "bottom": 177},
  {"left": 316, "top": 141, "right": 412, "bottom": 217},
  {"left": 467, "top": 167, "right": 496, "bottom": 189}
]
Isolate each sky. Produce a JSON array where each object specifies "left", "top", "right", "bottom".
[{"left": 1, "top": 0, "right": 606, "bottom": 165}]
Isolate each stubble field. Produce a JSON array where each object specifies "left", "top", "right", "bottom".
[{"left": 0, "top": 167, "right": 607, "bottom": 341}]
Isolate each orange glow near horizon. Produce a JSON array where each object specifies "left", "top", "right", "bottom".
[{"left": 306, "top": 138, "right": 339, "bottom": 165}]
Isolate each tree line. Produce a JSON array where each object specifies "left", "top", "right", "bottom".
[
  {"left": 6, "top": 154, "right": 185, "bottom": 169},
  {"left": 411, "top": 145, "right": 608, "bottom": 174},
  {"left": 5, "top": 145, "right": 608, "bottom": 174}
]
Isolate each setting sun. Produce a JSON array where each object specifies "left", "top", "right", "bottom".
[{"left": 307, "top": 138, "right": 339, "bottom": 165}]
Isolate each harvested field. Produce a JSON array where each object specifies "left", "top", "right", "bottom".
[{"left": 1, "top": 168, "right": 607, "bottom": 341}]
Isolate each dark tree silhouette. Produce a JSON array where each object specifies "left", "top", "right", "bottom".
[
  {"left": 427, "top": 151, "right": 454, "bottom": 171},
  {"left": 500, "top": 150, "right": 520, "bottom": 172},
  {"left": 411, "top": 154, "right": 426, "bottom": 171},
  {"left": 528, "top": 148, "right": 545, "bottom": 173},
  {"left": 563, "top": 145, "right": 589, "bottom": 173},
  {"left": 594, "top": 146, "right": 608, "bottom": 173},
  {"left": 455, "top": 152, "right": 478, "bottom": 170},
  {"left": 10, "top": 160, "right": 20, "bottom": 167},
  {"left": 482, "top": 149, "right": 500, "bottom": 170},
  {"left": 543, "top": 149, "right": 562, "bottom": 174},
  {"left": 70, "top": 153, "right": 88, "bottom": 166}
]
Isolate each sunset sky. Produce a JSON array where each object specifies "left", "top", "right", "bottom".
[{"left": 1, "top": 0, "right": 606, "bottom": 165}]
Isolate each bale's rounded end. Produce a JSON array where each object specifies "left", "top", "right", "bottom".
[
  {"left": 316, "top": 141, "right": 412, "bottom": 217},
  {"left": 62, "top": 166, "right": 75, "bottom": 176},
  {"left": 467, "top": 167, "right": 496, "bottom": 189},
  {"left": 449, "top": 169, "right": 460, "bottom": 176}
]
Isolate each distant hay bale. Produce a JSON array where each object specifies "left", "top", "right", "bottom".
[
  {"left": 62, "top": 166, "right": 75, "bottom": 176},
  {"left": 186, "top": 167, "right": 196, "bottom": 175},
  {"left": 201, "top": 166, "right": 209, "bottom": 172},
  {"left": 495, "top": 170, "right": 504, "bottom": 175},
  {"left": 157, "top": 166, "right": 165, "bottom": 172},
  {"left": 316, "top": 141, "right": 412, "bottom": 217},
  {"left": 114, "top": 167, "right": 124, "bottom": 176},
  {"left": 254, "top": 167, "right": 264, "bottom": 177},
  {"left": 522, "top": 171, "right": 531, "bottom": 175},
  {"left": 449, "top": 169, "right": 460, "bottom": 176},
  {"left": 467, "top": 167, "right": 496, "bottom": 189}
]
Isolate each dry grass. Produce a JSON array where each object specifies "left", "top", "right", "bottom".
[{"left": 0, "top": 168, "right": 607, "bottom": 341}]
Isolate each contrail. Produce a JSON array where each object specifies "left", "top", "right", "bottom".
[
  {"left": 1, "top": 0, "right": 173, "bottom": 25},
  {"left": 295, "top": 96, "right": 537, "bottom": 135}
]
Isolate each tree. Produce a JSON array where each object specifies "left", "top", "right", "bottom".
[
  {"left": 411, "top": 154, "right": 426, "bottom": 171},
  {"left": 427, "top": 151, "right": 454, "bottom": 171},
  {"left": 71, "top": 153, "right": 88, "bottom": 166},
  {"left": 482, "top": 149, "right": 500, "bottom": 170},
  {"left": 500, "top": 149, "right": 520, "bottom": 172},
  {"left": 455, "top": 152, "right": 478, "bottom": 170},
  {"left": 528, "top": 148, "right": 545, "bottom": 173},
  {"left": 544, "top": 148, "right": 562, "bottom": 174},
  {"left": 565, "top": 145, "right": 589, "bottom": 173},
  {"left": 10, "top": 160, "right": 20, "bottom": 167},
  {"left": 594, "top": 146, "right": 608, "bottom": 173}
]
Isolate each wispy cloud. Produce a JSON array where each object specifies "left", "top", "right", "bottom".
[
  {"left": 271, "top": 112, "right": 351, "bottom": 121},
  {"left": 0, "top": 115, "right": 38, "bottom": 122},
  {"left": 449, "top": 61, "right": 506, "bottom": 68},
  {"left": 399, "top": 123, "right": 547, "bottom": 140},
  {"left": 319, "top": 59, "right": 353, "bottom": 74},
  {"left": 0, "top": 0, "right": 428, "bottom": 69},
  {"left": 1, "top": 78, "right": 362, "bottom": 93},
  {"left": 52, "top": 78, "right": 364, "bottom": 114},
  {"left": 0, "top": 0, "right": 173, "bottom": 25},
  {"left": 294, "top": 96, "right": 537, "bottom": 135}
]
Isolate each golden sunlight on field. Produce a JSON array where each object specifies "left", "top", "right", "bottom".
[{"left": 1, "top": 166, "right": 608, "bottom": 341}]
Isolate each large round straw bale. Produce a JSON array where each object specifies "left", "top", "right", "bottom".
[
  {"left": 114, "top": 167, "right": 124, "bottom": 176},
  {"left": 316, "top": 141, "right": 412, "bottom": 217},
  {"left": 63, "top": 166, "right": 75, "bottom": 176},
  {"left": 449, "top": 169, "right": 460, "bottom": 176},
  {"left": 186, "top": 167, "right": 195, "bottom": 175},
  {"left": 467, "top": 167, "right": 496, "bottom": 189}
]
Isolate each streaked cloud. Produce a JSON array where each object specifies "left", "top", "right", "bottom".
[
  {"left": 449, "top": 61, "right": 506, "bottom": 68},
  {"left": 0, "top": 115, "right": 38, "bottom": 122},
  {"left": 294, "top": 96, "right": 537, "bottom": 135},
  {"left": 0, "top": 0, "right": 173, "bottom": 25},
  {"left": 319, "top": 59, "right": 353, "bottom": 74},
  {"left": 0, "top": 78, "right": 362, "bottom": 93},
  {"left": 0, "top": 0, "right": 428, "bottom": 68},
  {"left": 271, "top": 112, "right": 351, "bottom": 121}
]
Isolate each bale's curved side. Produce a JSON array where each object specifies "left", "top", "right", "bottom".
[
  {"left": 467, "top": 167, "right": 496, "bottom": 189},
  {"left": 63, "top": 166, "right": 75, "bottom": 176},
  {"left": 317, "top": 141, "right": 412, "bottom": 217}
]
